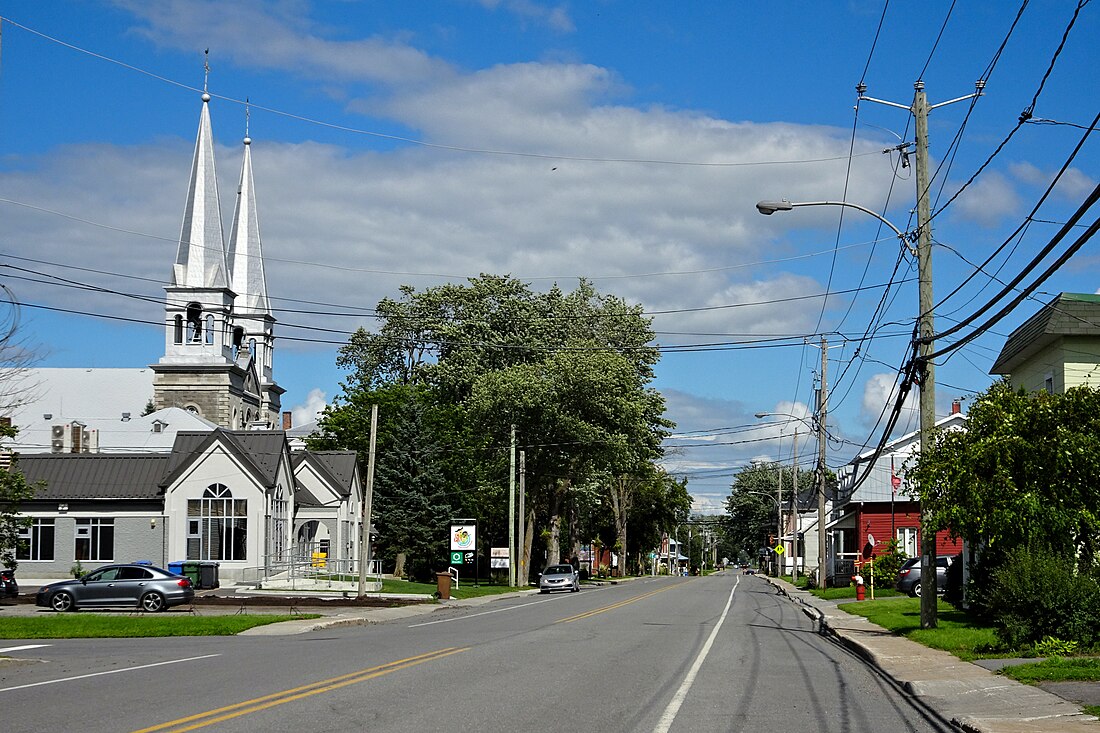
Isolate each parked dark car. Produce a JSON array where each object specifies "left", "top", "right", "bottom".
[
  {"left": 0, "top": 568, "right": 18, "bottom": 600},
  {"left": 538, "top": 564, "right": 580, "bottom": 593},
  {"left": 36, "top": 564, "right": 194, "bottom": 612},
  {"left": 895, "top": 556, "right": 952, "bottom": 597}
]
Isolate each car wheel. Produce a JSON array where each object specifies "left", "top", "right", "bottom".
[
  {"left": 911, "top": 582, "right": 922, "bottom": 598},
  {"left": 51, "top": 591, "right": 75, "bottom": 612},
  {"left": 140, "top": 591, "right": 167, "bottom": 613}
]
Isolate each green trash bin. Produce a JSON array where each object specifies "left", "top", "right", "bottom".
[{"left": 181, "top": 561, "right": 201, "bottom": 588}]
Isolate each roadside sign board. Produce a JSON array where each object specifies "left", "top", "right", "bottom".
[
  {"left": 490, "top": 547, "right": 510, "bottom": 569},
  {"left": 774, "top": 544, "right": 785, "bottom": 555},
  {"left": 451, "top": 524, "right": 476, "bottom": 552}
]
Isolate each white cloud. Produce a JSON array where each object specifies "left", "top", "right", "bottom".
[
  {"left": 477, "top": 0, "right": 576, "bottom": 32},
  {"left": 290, "top": 387, "right": 327, "bottom": 428},
  {"left": 860, "top": 372, "right": 918, "bottom": 430},
  {"left": 950, "top": 172, "right": 1022, "bottom": 228},
  {"left": 1009, "top": 161, "right": 1094, "bottom": 202},
  {"left": 117, "top": 0, "right": 454, "bottom": 86}
]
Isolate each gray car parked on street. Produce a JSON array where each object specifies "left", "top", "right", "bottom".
[
  {"left": 895, "top": 555, "right": 952, "bottom": 597},
  {"left": 35, "top": 563, "right": 195, "bottom": 612}
]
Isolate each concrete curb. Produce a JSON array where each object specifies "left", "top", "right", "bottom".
[{"left": 762, "top": 576, "right": 1100, "bottom": 732}]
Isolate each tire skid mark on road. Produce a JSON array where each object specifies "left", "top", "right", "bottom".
[
  {"left": 555, "top": 580, "right": 688, "bottom": 624},
  {"left": 130, "top": 647, "right": 468, "bottom": 733}
]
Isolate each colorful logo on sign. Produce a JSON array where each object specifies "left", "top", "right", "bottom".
[{"left": 453, "top": 528, "right": 473, "bottom": 548}]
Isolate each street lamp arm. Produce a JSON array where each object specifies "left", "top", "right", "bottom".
[
  {"left": 742, "top": 490, "right": 780, "bottom": 507},
  {"left": 756, "top": 199, "right": 908, "bottom": 241}
]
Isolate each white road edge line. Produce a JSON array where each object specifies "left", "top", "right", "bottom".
[
  {"left": 0, "top": 653, "right": 221, "bottom": 693},
  {"left": 652, "top": 577, "right": 739, "bottom": 733},
  {"left": 0, "top": 644, "right": 51, "bottom": 654}
]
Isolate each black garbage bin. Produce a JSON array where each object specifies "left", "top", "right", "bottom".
[{"left": 198, "top": 562, "right": 220, "bottom": 590}]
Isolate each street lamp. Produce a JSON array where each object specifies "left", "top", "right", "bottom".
[
  {"left": 756, "top": 198, "right": 912, "bottom": 596},
  {"left": 755, "top": 200, "right": 912, "bottom": 252}
]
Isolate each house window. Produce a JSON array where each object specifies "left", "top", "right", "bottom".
[
  {"left": 75, "top": 518, "right": 114, "bottom": 561},
  {"left": 1044, "top": 373, "right": 1054, "bottom": 395},
  {"left": 187, "top": 484, "right": 247, "bottom": 561},
  {"left": 270, "top": 492, "right": 289, "bottom": 562},
  {"left": 17, "top": 518, "right": 55, "bottom": 561},
  {"left": 897, "top": 527, "right": 918, "bottom": 558}
]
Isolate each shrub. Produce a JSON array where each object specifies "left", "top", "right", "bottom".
[
  {"left": 870, "top": 539, "right": 907, "bottom": 590},
  {"left": 1031, "top": 636, "right": 1079, "bottom": 658},
  {"left": 988, "top": 545, "right": 1100, "bottom": 649}
]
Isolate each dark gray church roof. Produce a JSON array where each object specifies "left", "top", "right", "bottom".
[
  {"left": 15, "top": 453, "right": 170, "bottom": 500},
  {"left": 293, "top": 451, "right": 358, "bottom": 498},
  {"left": 162, "top": 429, "right": 287, "bottom": 489}
]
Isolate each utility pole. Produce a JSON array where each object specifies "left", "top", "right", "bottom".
[
  {"left": 913, "top": 81, "right": 939, "bottom": 630},
  {"left": 858, "top": 79, "right": 983, "bottom": 628},
  {"left": 357, "top": 404, "right": 378, "bottom": 598},
  {"left": 817, "top": 337, "right": 828, "bottom": 590},
  {"left": 509, "top": 425, "right": 516, "bottom": 588},
  {"left": 792, "top": 427, "right": 799, "bottom": 582},
  {"left": 518, "top": 450, "right": 526, "bottom": 587},
  {"left": 776, "top": 436, "right": 783, "bottom": 578}
]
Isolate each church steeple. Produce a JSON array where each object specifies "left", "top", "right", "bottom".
[
  {"left": 173, "top": 91, "right": 230, "bottom": 289},
  {"left": 227, "top": 115, "right": 282, "bottom": 423}
]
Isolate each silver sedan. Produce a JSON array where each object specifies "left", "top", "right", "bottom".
[
  {"left": 538, "top": 564, "right": 580, "bottom": 593},
  {"left": 35, "top": 564, "right": 195, "bottom": 612}
]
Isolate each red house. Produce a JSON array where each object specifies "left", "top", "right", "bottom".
[{"left": 832, "top": 405, "right": 967, "bottom": 583}]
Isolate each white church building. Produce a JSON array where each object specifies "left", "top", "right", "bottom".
[{"left": 6, "top": 92, "right": 362, "bottom": 582}]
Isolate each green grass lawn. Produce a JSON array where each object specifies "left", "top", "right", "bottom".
[
  {"left": 0, "top": 614, "right": 321, "bottom": 639},
  {"left": 999, "top": 657, "right": 1100, "bottom": 683},
  {"left": 838, "top": 597, "right": 1003, "bottom": 661}
]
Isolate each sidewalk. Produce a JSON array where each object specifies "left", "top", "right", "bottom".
[{"left": 764, "top": 576, "right": 1099, "bottom": 733}]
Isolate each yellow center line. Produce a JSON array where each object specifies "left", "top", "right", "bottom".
[
  {"left": 556, "top": 581, "right": 687, "bottom": 624},
  {"left": 131, "top": 647, "right": 467, "bottom": 733}
]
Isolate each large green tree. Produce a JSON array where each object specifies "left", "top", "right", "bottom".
[
  {"left": 907, "top": 380, "right": 1100, "bottom": 569},
  {"left": 328, "top": 276, "right": 674, "bottom": 578},
  {"left": 723, "top": 462, "right": 783, "bottom": 564}
]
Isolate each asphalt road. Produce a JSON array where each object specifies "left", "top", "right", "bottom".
[{"left": 1, "top": 573, "right": 957, "bottom": 732}]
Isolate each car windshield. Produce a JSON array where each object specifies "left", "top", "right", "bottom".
[{"left": 545, "top": 565, "right": 573, "bottom": 575}]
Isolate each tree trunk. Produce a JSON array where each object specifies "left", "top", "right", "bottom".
[
  {"left": 521, "top": 507, "right": 535, "bottom": 584},
  {"left": 546, "top": 479, "right": 567, "bottom": 566},
  {"left": 547, "top": 513, "right": 561, "bottom": 565},
  {"left": 393, "top": 552, "right": 406, "bottom": 579},
  {"left": 609, "top": 475, "right": 634, "bottom": 578}
]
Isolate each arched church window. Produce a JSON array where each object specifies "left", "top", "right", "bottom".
[
  {"left": 186, "top": 303, "right": 203, "bottom": 344},
  {"left": 232, "top": 327, "right": 244, "bottom": 357},
  {"left": 249, "top": 338, "right": 257, "bottom": 355},
  {"left": 173, "top": 315, "right": 184, "bottom": 345},
  {"left": 186, "top": 484, "right": 247, "bottom": 561},
  {"left": 205, "top": 315, "right": 215, "bottom": 345}
]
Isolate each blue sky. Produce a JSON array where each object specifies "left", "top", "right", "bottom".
[{"left": 1, "top": 1, "right": 1097, "bottom": 513}]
